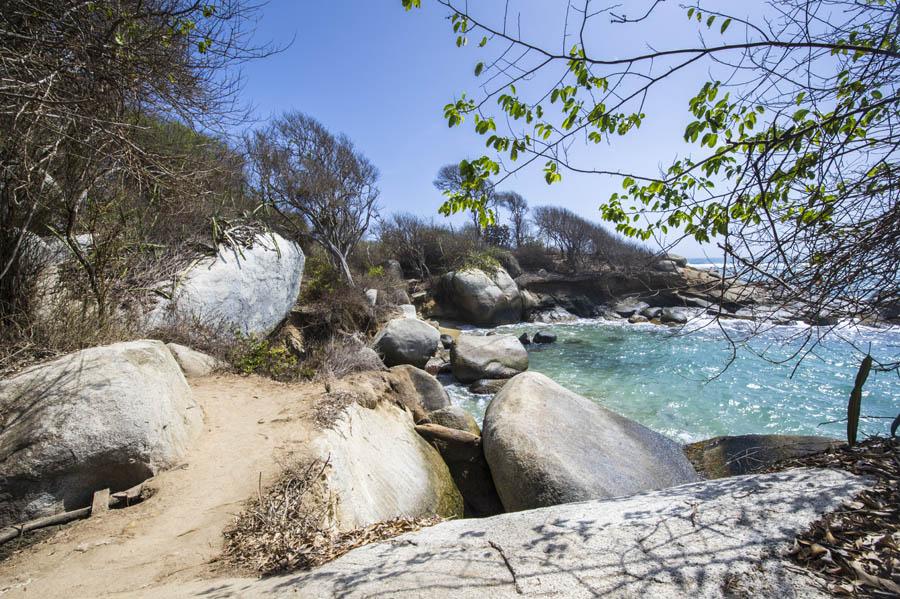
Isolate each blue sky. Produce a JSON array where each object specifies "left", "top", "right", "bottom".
[{"left": 238, "top": 1, "right": 745, "bottom": 259}]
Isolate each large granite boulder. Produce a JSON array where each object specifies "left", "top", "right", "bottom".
[
  {"left": 388, "top": 365, "right": 451, "bottom": 416},
  {"left": 372, "top": 317, "right": 439, "bottom": 368},
  {"left": 165, "top": 343, "right": 223, "bottom": 378},
  {"left": 426, "top": 406, "right": 481, "bottom": 436},
  {"left": 483, "top": 372, "right": 698, "bottom": 511},
  {"left": 0, "top": 340, "right": 202, "bottom": 526},
  {"left": 450, "top": 334, "right": 528, "bottom": 384},
  {"left": 148, "top": 233, "right": 304, "bottom": 336},
  {"left": 439, "top": 267, "right": 523, "bottom": 325},
  {"left": 685, "top": 434, "right": 843, "bottom": 478},
  {"left": 179, "top": 468, "right": 869, "bottom": 598},
  {"left": 661, "top": 306, "right": 689, "bottom": 324},
  {"left": 415, "top": 424, "right": 504, "bottom": 518},
  {"left": 311, "top": 394, "right": 463, "bottom": 531},
  {"left": 611, "top": 298, "right": 650, "bottom": 317}
]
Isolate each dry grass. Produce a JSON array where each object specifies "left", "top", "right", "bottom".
[{"left": 222, "top": 458, "right": 442, "bottom": 576}]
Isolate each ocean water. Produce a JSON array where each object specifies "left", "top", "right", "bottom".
[{"left": 445, "top": 314, "right": 900, "bottom": 443}]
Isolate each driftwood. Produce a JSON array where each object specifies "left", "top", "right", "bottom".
[{"left": 0, "top": 480, "right": 151, "bottom": 546}]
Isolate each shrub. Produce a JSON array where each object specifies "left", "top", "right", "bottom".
[
  {"left": 366, "top": 265, "right": 385, "bottom": 278},
  {"left": 229, "top": 333, "right": 300, "bottom": 381}
]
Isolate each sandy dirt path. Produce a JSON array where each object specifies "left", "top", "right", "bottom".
[{"left": 0, "top": 374, "right": 321, "bottom": 598}]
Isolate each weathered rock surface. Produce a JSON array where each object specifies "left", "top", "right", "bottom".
[
  {"left": 468, "top": 378, "right": 508, "bottom": 396},
  {"left": 311, "top": 388, "right": 463, "bottom": 531},
  {"left": 381, "top": 259, "right": 405, "bottom": 280},
  {"left": 372, "top": 317, "right": 439, "bottom": 368},
  {"left": 450, "top": 334, "right": 528, "bottom": 383},
  {"left": 531, "top": 306, "right": 577, "bottom": 323},
  {"left": 426, "top": 406, "right": 481, "bottom": 436},
  {"left": 640, "top": 306, "right": 663, "bottom": 319},
  {"left": 483, "top": 372, "right": 698, "bottom": 511},
  {"left": 165, "top": 343, "right": 222, "bottom": 378},
  {"left": 628, "top": 314, "right": 648, "bottom": 324},
  {"left": 170, "top": 468, "right": 869, "bottom": 598},
  {"left": 685, "top": 434, "right": 843, "bottom": 478},
  {"left": 532, "top": 331, "right": 556, "bottom": 344},
  {"left": 415, "top": 424, "right": 504, "bottom": 518},
  {"left": 388, "top": 365, "right": 451, "bottom": 415},
  {"left": 611, "top": 298, "right": 650, "bottom": 317},
  {"left": 148, "top": 233, "right": 304, "bottom": 336},
  {"left": 0, "top": 340, "right": 202, "bottom": 527},
  {"left": 438, "top": 267, "right": 523, "bottom": 325},
  {"left": 661, "top": 306, "right": 689, "bottom": 324}
]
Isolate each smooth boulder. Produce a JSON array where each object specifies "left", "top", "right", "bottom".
[
  {"left": 388, "top": 365, "right": 451, "bottom": 416},
  {"left": 450, "top": 334, "right": 528, "bottom": 384},
  {"left": 468, "top": 378, "right": 508, "bottom": 395},
  {"left": 312, "top": 395, "right": 463, "bottom": 530},
  {"left": 415, "top": 424, "right": 503, "bottom": 517},
  {"left": 661, "top": 306, "right": 689, "bottom": 324},
  {"left": 372, "top": 317, "right": 439, "bottom": 368},
  {"left": 483, "top": 372, "right": 698, "bottom": 511},
  {"left": 165, "top": 343, "right": 222, "bottom": 378},
  {"left": 611, "top": 298, "right": 649, "bottom": 317},
  {"left": 439, "top": 267, "right": 523, "bottom": 325},
  {"left": 532, "top": 331, "right": 557, "bottom": 344},
  {"left": 685, "top": 434, "right": 842, "bottom": 478},
  {"left": 426, "top": 406, "right": 481, "bottom": 436},
  {"left": 0, "top": 340, "right": 202, "bottom": 526},
  {"left": 148, "top": 232, "right": 304, "bottom": 336}
]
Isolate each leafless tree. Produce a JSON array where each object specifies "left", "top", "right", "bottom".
[
  {"left": 247, "top": 111, "right": 380, "bottom": 286},
  {"left": 533, "top": 206, "right": 594, "bottom": 272},
  {"left": 496, "top": 191, "right": 529, "bottom": 248}
]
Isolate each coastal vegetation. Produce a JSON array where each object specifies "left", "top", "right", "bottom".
[{"left": 0, "top": 2, "right": 897, "bottom": 597}]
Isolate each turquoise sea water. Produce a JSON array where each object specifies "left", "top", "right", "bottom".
[{"left": 445, "top": 315, "right": 900, "bottom": 443}]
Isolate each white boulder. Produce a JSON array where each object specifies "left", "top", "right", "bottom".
[
  {"left": 0, "top": 340, "right": 202, "bottom": 526},
  {"left": 148, "top": 233, "right": 304, "bottom": 336},
  {"left": 439, "top": 267, "right": 523, "bottom": 325},
  {"left": 165, "top": 343, "right": 223, "bottom": 378}
]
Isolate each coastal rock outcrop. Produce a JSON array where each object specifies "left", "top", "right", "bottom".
[
  {"left": 311, "top": 390, "right": 463, "bottom": 530},
  {"left": 661, "top": 306, "right": 689, "bottom": 324},
  {"left": 611, "top": 298, "right": 650, "bottom": 317},
  {"left": 415, "top": 423, "right": 504, "bottom": 517},
  {"left": 426, "top": 406, "right": 481, "bottom": 435},
  {"left": 147, "top": 232, "right": 305, "bottom": 336},
  {"left": 388, "top": 365, "right": 451, "bottom": 415},
  {"left": 0, "top": 340, "right": 202, "bottom": 527},
  {"left": 482, "top": 372, "right": 698, "bottom": 511},
  {"left": 437, "top": 267, "right": 523, "bottom": 325},
  {"left": 188, "top": 468, "right": 869, "bottom": 598},
  {"left": 372, "top": 317, "right": 439, "bottom": 368},
  {"left": 685, "top": 434, "right": 843, "bottom": 478},
  {"left": 450, "top": 334, "right": 529, "bottom": 383}
]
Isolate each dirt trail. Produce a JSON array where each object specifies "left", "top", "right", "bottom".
[{"left": 0, "top": 374, "right": 322, "bottom": 598}]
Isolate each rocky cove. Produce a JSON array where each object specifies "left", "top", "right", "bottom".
[{"left": 1, "top": 239, "right": 895, "bottom": 598}]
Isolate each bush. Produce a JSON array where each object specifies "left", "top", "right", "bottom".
[
  {"left": 514, "top": 242, "right": 557, "bottom": 272},
  {"left": 229, "top": 333, "right": 304, "bottom": 381}
]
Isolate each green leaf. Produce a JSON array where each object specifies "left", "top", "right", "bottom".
[
  {"left": 479, "top": 36, "right": 488, "bottom": 47},
  {"left": 474, "top": 62, "right": 484, "bottom": 76},
  {"left": 720, "top": 18, "right": 731, "bottom": 33}
]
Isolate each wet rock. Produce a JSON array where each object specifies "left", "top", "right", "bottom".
[
  {"left": 450, "top": 334, "right": 529, "bottom": 383},
  {"left": 532, "top": 331, "right": 557, "bottom": 344}
]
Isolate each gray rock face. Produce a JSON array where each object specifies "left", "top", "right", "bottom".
[
  {"left": 177, "top": 468, "right": 869, "bottom": 598},
  {"left": 381, "top": 259, "right": 404, "bottom": 280},
  {"left": 518, "top": 333, "right": 531, "bottom": 346},
  {"left": 148, "top": 233, "right": 304, "bottom": 336},
  {"left": 388, "top": 365, "right": 451, "bottom": 414},
  {"left": 450, "top": 334, "right": 529, "bottom": 384},
  {"left": 439, "top": 334, "right": 454, "bottom": 349},
  {"left": 685, "top": 434, "right": 843, "bottom": 478},
  {"left": 415, "top": 424, "right": 504, "bottom": 518},
  {"left": 372, "top": 317, "right": 439, "bottom": 368},
  {"left": 483, "top": 372, "right": 698, "bottom": 511},
  {"left": 532, "top": 331, "right": 557, "bottom": 344},
  {"left": 0, "top": 340, "right": 202, "bottom": 526},
  {"left": 427, "top": 406, "right": 481, "bottom": 436},
  {"left": 640, "top": 306, "right": 663, "bottom": 319},
  {"left": 667, "top": 253, "right": 689, "bottom": 267},
  {"left": 439, "top": 267, "right": 523, "bottom": 325},
  {"left": 628, "top": 314, "right": 648, "bottom": 324},
  {"left": 661, "top": 306, "right": 689, "bottom": 324},
  {"left": 468, "top": 378, "right": 509, "bottom": 396},
  {"left": 531, "top": 306, "right": 577, "bottom": 323},
  {"left": 654, "top": 259, "right": 679, "bottom": 272},
  {"left": 165, "top": 343, "right": 222, "bottom": 378},
  {"left": 311, "top": 396, "right": 463, "bottom": 531},
  {"left": 611, "top": 299, "right": 650, "bottom": 317}
]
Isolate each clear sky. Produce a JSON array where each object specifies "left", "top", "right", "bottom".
[{"left": 237, "top": 1, "right": 747, "bottom": 259}]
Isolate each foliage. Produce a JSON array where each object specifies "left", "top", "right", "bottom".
[
  {"left": 301, "top": 250, "right": 341, "bottom": 302},
  {"left": 404, "top": 0, "right": 900, "bottom": 335},
  {"left": 230, "top": 333, "right": 300, "bottom": 381},
  {"left": 366, "top": 265, "right": 385, "bottom": 278},
  {"left": 457, "top": 250, "right": 501, "bottom": 274}
]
